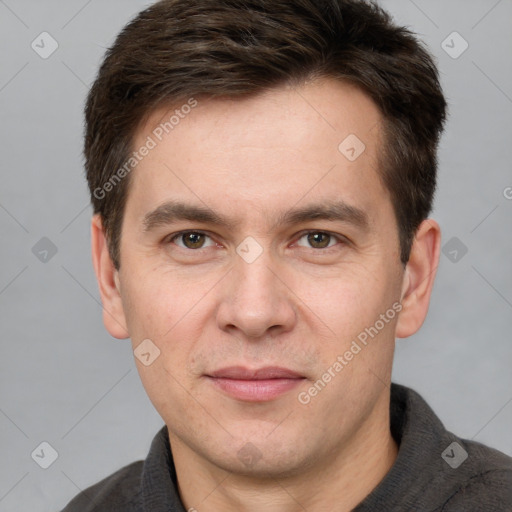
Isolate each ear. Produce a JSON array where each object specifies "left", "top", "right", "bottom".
[
  {"left": 91, "top": 214, "right": 129, "bottom": 339},
  {"left": 395, "top": 219, "right": 441, "bottom": 339}
]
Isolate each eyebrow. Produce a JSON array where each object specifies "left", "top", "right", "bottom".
[{"left": 142, "top": 199, "right": 370, "bottom": 233}]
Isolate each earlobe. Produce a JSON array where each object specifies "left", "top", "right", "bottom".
[
  {"left": 91, "top": 214, "right": 130, "bottom": 339},
  {"left": 395, "top": 219, "right": 441, "bottom": 339}
]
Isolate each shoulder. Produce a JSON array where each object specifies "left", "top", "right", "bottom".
[
  {"left": 386, "top": 384, "right": 512, "bottom": 511},
  {"left": 60, "top": 460, "right": 144, "bottom": 512},
  {"left": 439, "top": 439, "right": 512, "bottom": 511}
]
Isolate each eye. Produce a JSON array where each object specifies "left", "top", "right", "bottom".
[
  {"left": 169, "top": 231, "right": 216, "bottom": 250},
  {"left": 295, "top": 231, "right": 343, "bottom": 250}
]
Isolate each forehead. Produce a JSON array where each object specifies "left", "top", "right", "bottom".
[
  {"left": 126, "top": 78, "right": 391, "bottom": 229},
  {"left": 139, "top": 78, "right": 382, "bottom": 151}
]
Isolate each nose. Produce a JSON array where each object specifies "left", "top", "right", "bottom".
[{"left": 216, "top": 246, "right": 297, "bottom": 340}]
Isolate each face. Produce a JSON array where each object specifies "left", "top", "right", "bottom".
[{"left": 93, "top": 78, "right": 435, "bottom": 478}]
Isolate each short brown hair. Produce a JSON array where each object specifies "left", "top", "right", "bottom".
[{"left": 85, "top": 0, "right": 447, "bottom": 269}]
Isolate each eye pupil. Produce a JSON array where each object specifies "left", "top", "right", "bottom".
[
  {"left": 308, "top": 232, "right": 330, "bottom": 249},
  {"left": 183, "top": 232, "right": 205, "bottom": 249}
]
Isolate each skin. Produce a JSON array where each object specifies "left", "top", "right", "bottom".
[{"left": 92, "top": 77, "right": 440, "bottom": 512}]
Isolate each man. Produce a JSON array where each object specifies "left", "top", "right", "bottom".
[{"left": 62, "top": 0, "right": 512, "bottom": 510}]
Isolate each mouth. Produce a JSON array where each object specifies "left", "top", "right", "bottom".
[{"left": 205, "top": 366, "right": 306, "bottom": 402}]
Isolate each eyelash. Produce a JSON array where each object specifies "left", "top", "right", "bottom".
[{"left": 166, "top": 230, "right": 347, "bottom": 252}]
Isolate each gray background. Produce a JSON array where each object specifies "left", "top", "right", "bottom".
[{"left": 0, "top": 0, "right": 511, "bottom": 510}]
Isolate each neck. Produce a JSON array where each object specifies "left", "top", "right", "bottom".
[{"left": 170, "top": 390, "right": 398, "bottom": 512}]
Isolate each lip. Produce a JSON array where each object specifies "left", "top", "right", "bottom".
[
  {"left": 206, "top": 366, "right": 305, "bottom": 402},
  {"left": 208, "top": 366, "right": 303, "bottom": 380}
]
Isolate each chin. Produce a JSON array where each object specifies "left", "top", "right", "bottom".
[{"left": 209, "top": 438, "right": 319, "bottom": 479}]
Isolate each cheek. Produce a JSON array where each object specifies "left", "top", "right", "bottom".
[
  {"left": 292, "top": 265, "right": 394, "bottom": 341},
  {"left": 124, "top": 273, "right": 203, "bottom": 418},
  {"left": 120, "top": 265, "right": 192, "bottom": 337},
  {"left": 121, "top": 267, "right": 218, "bottom": 380}
]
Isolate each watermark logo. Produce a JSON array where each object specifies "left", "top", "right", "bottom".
[
  {"left": 237, "top": 442, "right": 263, "bottom": 468},
  {"left": 236, "top": 236, "right": 264, "bottom": 264},
  {"left": 442, "top": 441, "right": 468, "bottom": 469},
  {"left": 31, "top": 32, "right": 58, "bottom": 59},
  {"left": 32, "top": 237, "right": 58, "bottom": 263},
  {"left": 441, "top": 31, "right": 469, "bottom": 60},
  {"left": 338, "top": 134, "right": 366, "bottom": 162},
  {"left": 134, "top": 338, "right": 161, "bottom": 366},
  {"left": 442, "top": 236, "right": 468, "bottom": 263},
  {"left": 31, "top": 441, "right": 59, "bottom": 469}
]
